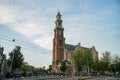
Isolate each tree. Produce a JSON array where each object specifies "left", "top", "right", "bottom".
[
  {"left": 84, "top": 50, "right": 93, "bottom": 69},
  {"left": 8, "top": 46, "right": 24, "bottom": 72},
  {"left": 72, "top": 49, "right": 94, "bottom": 72},
  {"left": 38, "top": 66, "right": 47, "bottom": 74},
  {"left": 100, "top": 51, "right": 111, "bottom": 71},
  {"left": 0, "top": 47, "right": 6, "bottom": 79},
  {"left": 60, "top": 61, "right": 68, "bottom": 72},
  {"left": 110, "top": 54, "right": 120, "bottom": 72},
  {"left": 47, "top": 65, "right": 52, "bottom": 73},
  {"left": 72, "top": 49, "right": 83, "bottom": 71},
  {"left": 19, "top": 62, "right": 30, "bottom": 73},
  {"left": 91, "top": 60, "right": 100, "bottom": 71},
  {"left": 101, "top": 51, "right": 111, "bottom": 62},
  {"left": 0, "top": 46, "right": 4, "bottom": 66}
]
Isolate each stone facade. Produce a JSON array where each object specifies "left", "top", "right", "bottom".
[
  {"left": 64, "top": 43, "right": 98, "bottom": 75},
  {"left": 64, "top": 43, "right": 98, "bottom": 63}
]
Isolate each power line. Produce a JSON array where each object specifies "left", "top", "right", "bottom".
[
  {"left": 0, "top": 36, "right": 52, "bottom": 55},
  {"left": 0, "top": 38, "right": 51, "bottom": 55},
  {"left": 74, "top": 0, "right": 85, "bottom": 33},
  {"left": 0, "top": 33, "right": 51, "bottom": 53},
  {"left": 0, "top": 0, "right": 52, "bottom": 55},
  {"left": 0, "top": 33, "right": 51, "bottom": 51}
]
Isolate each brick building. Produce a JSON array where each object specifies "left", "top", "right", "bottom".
[{"left": 52, "top": 12, "right": 98, "bottom": 74}]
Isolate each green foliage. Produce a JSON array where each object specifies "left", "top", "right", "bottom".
[
  {"left": 110, "top": 63, "right": 120, "bottom": 72},
  {"left": 72, "top": 49, "right": 83, "bottom": 71},
  {"left": 72, "top": 49, "right": 93, "bottom": 72},
  {"left": 101, "top": 51, "right": 111, "bottom": 63},
  {"left": 110, "top": 54, "right": 120, "bottom": 72},
  {"left": 100, "top": 51, "right": 111, "bottom": 71},
  {"left": 83, "top": 50, "right": 93, "bottom": 67},
  {"left": 60, "top": 61, "right": 68, "bottom": 72},
  {"left": 91, "top": 60, "right": 99, "bottom": 71},
  {"left": 47, "top": 65, "right": 52, "bottom": 72},
  {"left": 20, "top": 63, "right": 28, "bottom": 72},
  {"left": 99, "top": 61, "right": 109, "bottom": 71},
  {"left": 38, "top": 66, "right": 47, "bottom": 73},
  {"left": 8, "top": 46, "right": 24, "bottom": 71},
  {"left": 0, "top": 47, "right": 4, "bottom": 54},
  {"left": 91, "top": 51, "right": 120, "bottom": 72},
  {"left": 91, "top": 51, "right": 111, "bottom": 71},
  {"left": 19, "top": 62, "right": 34, "bottom": 73}
]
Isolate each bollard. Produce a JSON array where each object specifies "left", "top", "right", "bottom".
[{"left": 80, "top": 74, "right": 82, "bottom": 80}]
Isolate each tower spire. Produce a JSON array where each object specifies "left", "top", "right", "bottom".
[
  {"left": 56, "top": 11, "right": 61, "bottom": 18},
  {"left": 55, "top": 11, "right": 63, "bottom": 28},
  {"left": 52, "top": 11, "right": 65, "bottom": 72}
]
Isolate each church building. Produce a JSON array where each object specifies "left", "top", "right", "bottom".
[{"left": 52, "top": 12, "right": 98, "bottom": 74}]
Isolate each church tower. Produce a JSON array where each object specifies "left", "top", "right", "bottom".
[{"left": 52, "top": 11, "right": 65, "bottom": 71}]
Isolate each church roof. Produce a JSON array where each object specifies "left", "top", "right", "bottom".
[
  {"left": 65, "top": 44, "right": 76, "bottom": 51},
  {"left": 82, "top": 47, "right": 91, "bottom": 50},
  {"left": 65, "top": 43, "right": 91, "bottom": 51}
]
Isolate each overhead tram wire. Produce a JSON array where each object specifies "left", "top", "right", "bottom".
[
  {"left": 11, "top": 0, "right": 46, "bottom": 54},
  {"left": 0, "top": 36, "right": 52, "bottom": 55},
  {"left": 0, "top": 33, "right": 51, "bottom": 53},
  {"left": 0, "top": 0, "right": 51, "bottom": 55},
  {"left": 13, "top": 0, "right": 15, "bottom": 31},
  {"left": 0, "top": 37, "right": 51, "bottom": 55},
  {"left": 0, "top": 34, "right": 51, "bottom": 53},
  {"left": 0, "top": 41, "right": 51, "bottom": 55},
  {"left": 73, "top": 0, "right": 85, "bottom": 34},
  {"left": 11, "top": 0, "right": 50, "bottom": 52}
]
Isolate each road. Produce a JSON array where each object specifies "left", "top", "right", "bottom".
[
  {"left": 46, "top": 76, "right": 120, "bottom": 80},
  {"left": 85, "top": 76, "right": 120, "bottom": 80},
  {"left": 6, "top": 76, "right": 120, "bottom": 80},
  {"left": 6, "top": 76, "right": 85, "bottom": 80}
]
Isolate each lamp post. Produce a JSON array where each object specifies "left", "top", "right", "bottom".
[
  {"left": 72, "top": 57, "right": 76, "bottom": 76},
  {"left": 9, "top": 52, "right": 15, "bottom": 73},
  {"left": 80, "top": 58, "right": 82, "bottom": 80},
  {"left": 87, "top": 59, "right": 90, "bottom": 76},
  {"left": 80, "top": 58, "right": 82, "bottom": 73},
  {"left": 9, "top": 39, "right": 15, "bottom": 74}
]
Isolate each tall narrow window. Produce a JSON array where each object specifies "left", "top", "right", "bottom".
[{"left": 59, "top": 40, "right": 62, "bottom": 45}]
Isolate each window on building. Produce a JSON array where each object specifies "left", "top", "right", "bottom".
[{"left": 59, "top": 40, "right": 62, "bottom": 45}]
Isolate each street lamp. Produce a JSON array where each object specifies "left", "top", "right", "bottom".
[
  {"left": 79, "top": 58, "right": 82, "bottom": 80},
  {"left": 80, "top": 58, "right": 82, "bottom": 73},
  {"left": 87, "top": 59, "right": 90, "bottom": 76},
  {"left": 9, "top": 39, "right": 15, "bottom": 73},
  {"left": 72, "top": 57, "right": 76, "bottom": 76}
]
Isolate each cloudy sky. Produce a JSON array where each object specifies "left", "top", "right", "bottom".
[{"left": 0, "top": 0, "right": 120, "bottom": 67}]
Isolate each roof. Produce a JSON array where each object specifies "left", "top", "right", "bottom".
[
  {"left": 65, "top": 44, "right": 76, "bottom": 51},
  {"left": 65, "top": 43, "right": 91, "bottom": 51},
  {"left": 82, "top": 47, "right": 91, "bottom": 50}
]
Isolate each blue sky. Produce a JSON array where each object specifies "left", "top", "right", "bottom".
[{"left": 0, "top": 0, "right": 120, "bottom": 67}]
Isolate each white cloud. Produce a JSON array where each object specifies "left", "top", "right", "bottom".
[
  {"left": 33, "top": 36, "right": 52, "bottom": 50},
  {"left": 0, "top": 0, "right": 56, "bottom": 52},
  {"left": 0, "top": 5, "right": 13, "bottom": 25}
]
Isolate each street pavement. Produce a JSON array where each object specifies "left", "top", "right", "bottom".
[
  {"left": 6, "top": 76, "right": 90, "bottom": 80},
  {"left": 6, "top": 76, "right": 120, "bottom": 80},
  {"left": 85, "top": 76, "right": 120, "bottom": 80}
]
